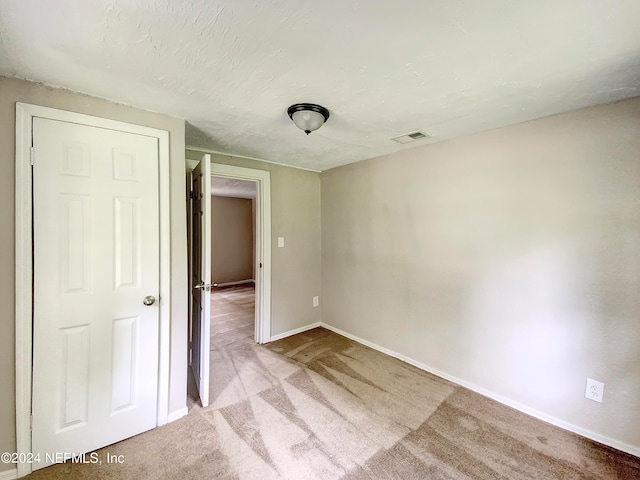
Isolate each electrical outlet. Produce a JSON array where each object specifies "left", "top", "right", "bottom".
[
  {"left": 312, "top": 296, "right": 319, "bottom": 307},
  {"left": 585, "top": 378, "right": 604, "bottom": 403}
]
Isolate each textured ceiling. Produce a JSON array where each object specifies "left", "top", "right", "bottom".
[
  {"left": 1, "top": 1, "right": 639, "bottom": 171},
  {"left": 211, "top": 176, "right": 256, "bottom": 199}
]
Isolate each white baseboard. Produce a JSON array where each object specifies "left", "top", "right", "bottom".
[
  {"left": 319, "top": 322, "right": 640, "bottom": 458},
  {"left": 215, "top": 279, "right": 254, "bottom": 287},
  {"left": 167, "top": 406, "right": 188, "bottom": 423},
  {"left": 270, "top": 322, "right": 321, "bottom": 342},
  {"left": 0, "top": 468, "right": 17, "bottom": 480}
]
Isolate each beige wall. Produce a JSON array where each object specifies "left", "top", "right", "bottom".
[
  {"left": 211, "top": 196, "right": 254, "bottom": 284},
  {"left": 187, "top": 150, "right": 322, "bottom": 336},
  {"left": 321, "top": 97, "right": 640, "bottom": 451},
  {"left": 0, "top": 76, "right": 188, "bottom": 467}
]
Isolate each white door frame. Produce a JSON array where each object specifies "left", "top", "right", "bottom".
[
  {"left": 15, "top": 103, "right": 172, "bottom": 478},
  {"left": 210, "top": 163, "right": 272, "bottom": 344},
  {"left": 187, "top": 156, "right": 272, "bottom": 345}
]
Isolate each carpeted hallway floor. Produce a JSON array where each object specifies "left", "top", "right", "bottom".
[{"left": 25, "top": 284, "right": 640, "bottom": 479}]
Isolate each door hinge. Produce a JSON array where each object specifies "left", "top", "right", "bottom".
[
  {"left": 259, "top": 262, "right": 262, "bottom": 268},
  {"left": 30, "top": 147, "right": 35, "bottom": 165},
  {"left": 30, "top": 413, "right": 33, "bottom": 431},
  {"left": 189, "top": 190, "right": 194, "bottom": 199}
]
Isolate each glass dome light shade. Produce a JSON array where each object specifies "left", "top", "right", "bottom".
[{"left": 287, "top": 103, "right": 330, "bottom": 135}]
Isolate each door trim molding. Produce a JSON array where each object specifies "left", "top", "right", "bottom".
[
  {"left": 210, "top": 163, "right": 272, "bottom": 344},
  {"left": 15, "top": 103, "right": 172, "bottom": 477}
]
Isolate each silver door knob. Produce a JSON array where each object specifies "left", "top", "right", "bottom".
[{"left": 143, "top": 295, "right": 156, "bottom": 306}]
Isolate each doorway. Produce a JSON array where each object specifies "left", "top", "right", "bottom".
[
  {"left": 210, "top": 163, "right": 272, "bottom": 346},
  {"left": 187, "top": 158, "right": 272, "bottom": 408},
  {"left": 210, "top": 177, "right": 257, "bottom": 335}
]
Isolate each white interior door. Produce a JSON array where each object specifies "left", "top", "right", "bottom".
[
  {"left": 31, "top": 117, "right": 161, "bottom": 468},
  {"left": 190, "top": 154, "right": 212, "bottom": 407}
]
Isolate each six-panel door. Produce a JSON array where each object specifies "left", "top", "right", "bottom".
[{"left": 31, "top": 117, "right": 160, "bottom": 468}]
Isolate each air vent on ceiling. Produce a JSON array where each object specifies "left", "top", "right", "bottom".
[{"left": 391, "top": 130, "right": 431, "bottom": 144}]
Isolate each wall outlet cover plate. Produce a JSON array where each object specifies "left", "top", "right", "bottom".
[{"left": 585, "top": 378, "right": 604, "bottom": 403}]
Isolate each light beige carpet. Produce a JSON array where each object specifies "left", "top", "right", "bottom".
[{"left": 26, "top": 285, "right": 640, "bottom": 479}]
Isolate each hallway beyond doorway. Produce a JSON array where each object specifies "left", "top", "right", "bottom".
[
  {"left": 209, "top": 284, "right": 256, "bottom": 408},
  {"left": 211, "top": 284, "right": 256, "bottom": 349}
]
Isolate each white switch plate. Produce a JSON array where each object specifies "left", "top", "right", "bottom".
[
  {"left": 585, "top": 378, "right": 604, "bottom": 403},
  {"left": 278, "top": 237, "right": 284, "bottom": 248},
  {"left": 313, "top": 296, "right": 319, "bottom": 307}
]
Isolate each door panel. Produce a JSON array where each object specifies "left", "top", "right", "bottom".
[
  {"left": 190, "top": 154, "right": 211, "bottom": 407},
  {"left": 31, "top": 117, "right": 160, "bottom": 468},
  {"left": 114, "top": 197, "right": 140, "bottom": 288},
  {"left": 59, "top": 325, "right": 90, "bottom": 429},
  {"left": 60, "top": 193, "right": 92, "bottom": 292},
  {"left": 111, "top": 315, "right": 139, "bottom": 412}
]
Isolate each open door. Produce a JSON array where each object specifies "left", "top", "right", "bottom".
[{"left": 190, "top": 154, "right": 211, "bottom": 407}]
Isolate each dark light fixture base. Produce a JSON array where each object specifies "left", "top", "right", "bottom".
[{"left": 287, "top": 103, "right": 330, "bottom": 121}]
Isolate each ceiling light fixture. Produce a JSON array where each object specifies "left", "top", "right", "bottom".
[{"left": 287, "top": 103, "right": 330, "bottom": 135}]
